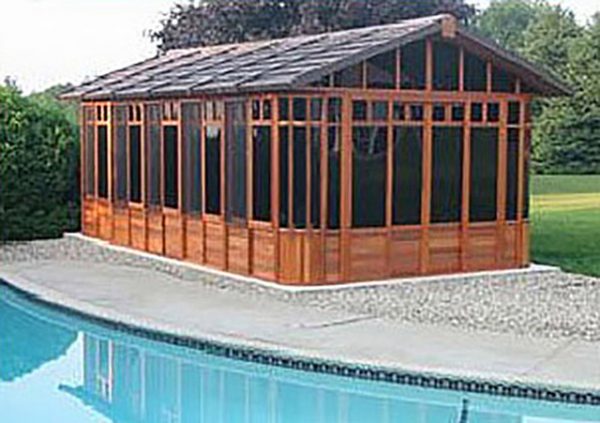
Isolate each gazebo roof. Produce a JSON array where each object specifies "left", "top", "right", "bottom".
[{"left": 62, "top": 14, "right": 570, "bottom": 101}]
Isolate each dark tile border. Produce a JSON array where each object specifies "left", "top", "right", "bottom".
[{"left": 1, "top": 279, "right": 599, "bottom": 407}]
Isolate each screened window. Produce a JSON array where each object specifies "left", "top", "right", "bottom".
[
  {"left": 85, "top": 119, "right": 95, "bottom": 196},
  {"left": 182, "top": 103, "right": 202, "bottom": 214},
  {"left": 293, "top": 127, "right": 307, "bottom": 228},
  {"left": 225, "top": 101, "right": 247, "bottom": 224},
  {"left": 366, "top": 50, "right": 396, "bottom": 89},
  {"left": 163, "top": 125, "right": 179, "bottom": 209},
  {"left": 353, "top": 100, "right": 367, "bottom": 121},
  {"left": 508, "top": 101, "right": 521, "bottom": 125},
  {"left": 452, "top": 104, "right": 465, "bottom": 122},
  {"left": 431, "top": 127, "right": 463, "bottom": 223},
  {"left": 433, "top": 41, "right": 460, "bottom": 91},
  {"left": 252, "top": 126, "right": 271, "bottom": 222},
  {"left": 129, "top": 126, "right": 142, "bottom": 203},
  {"left": 352, "top": 126, "right": 387, "bottom": 227},
  {"left": 310, "top": 127, "right": 321, "bottom": 228},
  {"left": 401, "top": 41, "right": 426, "bottom": 90},
  {"left": 328, "top": 127, "right": 341, "bottom": 229},
  {"left": 114, "top": 106, "right": 127, "bottom": 203},
  {"left": 464, "top": 51, "right": 488, "bottom": 92},
  {"left": 471, "top": 103, "right": 483, "bottom": 122},
  {"left": 310, "top": 99, "right": 323, "bottom": 121},
  {"left": 410, "top": 104, "right": 424, "bottom": 121},
  {"left": 279, "top": 127, "right": 290, "bottom": 227},
  {"left": 279, "top": 97, "right": 290, "bottom": 121},
  {"left": 293, "top": 98, "right": 307, "bottom": 121},
  {"left": 487, "top": 103, "right": 500, "bottom": 122},
  {"left": 393, "top": 127, "right": 422, "bottom": 225},
  {"left": 372, "top": 101, "right": 388, "bottom": 121},
  {"left": 493, "top": 66, "right": 516, "bottom": 93},
  {"left": 327, "top": 98, "right": 342, "bottom": 123},
  {"left": 523, "top": 129, "right": 531, "bottom": 219},
  {"left": 433, "top": 104, "right": 446, "bottom": 122},
  {"left": 470, "top": 128, "right": 498, "bottom": 222},
  {"left": 333, "top": 63, "right": 363, "bottom": 88},
  {"left": 205, "top": 126, "right": 221, "bottom": 214},
  {"left": 146, "top": 105, "right": 161, "bottom": 206},
  {"left": 97, "top": 125, "right": 108, "bottom": 199},
  {"left": 506, "top": 128, "right": 519, "bottom": 221}
]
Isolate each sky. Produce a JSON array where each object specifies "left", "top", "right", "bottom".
[{"left": 0, "top": 0, "right": 598, "bottom": 94}]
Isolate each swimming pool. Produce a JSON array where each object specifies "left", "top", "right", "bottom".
[{"left": 0, "top": 283, "right": 598, "bottom": 423}]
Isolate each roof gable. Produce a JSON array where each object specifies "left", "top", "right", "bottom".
[{"left": 62, "top": 14, "right": 570, "bottom": 100}]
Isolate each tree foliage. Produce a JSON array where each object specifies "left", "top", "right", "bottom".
[
  {"left": 151, "top": 0, "right": 476, "bottom": 51},
  {"left": 0, "top": 84, "right": 80, "bottom": 241},
  {"left": 476, "top": 1, "right": 600, "bottom": 174}
]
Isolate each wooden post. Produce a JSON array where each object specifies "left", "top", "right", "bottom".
[
  {"left": 461, "top": 102, "right": 471, "bottom": 271},
  {"left": 497, "top": 100, "right": 508, "bottom": 266},
  {"left": 340, "top": 92, "right": 353, "bottom": 281},
  {"left": 420, "top": 103, "right": 433, "bottom": 274},
  {"left": 271, "top": 96, "right": 281, "bottom": 279}
]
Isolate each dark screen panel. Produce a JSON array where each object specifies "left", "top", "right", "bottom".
[
  {"left": 85, "top": 122, "right": 95, "bottom": 196},
  {"left": 205, "top": 126, "right": 221, "bottom": 214},
  {"left": 523, "top": 129, "right": 531, "bottom": 219},
  {"left": 128, "top": 126, "right": 142, "bottom": 203},
  {"left": 352, "top": 126, "right": 387, "bottom": 227},
  {"left": 464, "top": 51, "right": 487, "bottom": 92},
  {"left": 470, "top": 128, "right": 498, "bottom": 222},
  {"left": 328, "top": 127, "right": 341, "bottom": 229},
  {"left": 431, "top": 127, "right": 463, "bottom": 223},
  {"left": 225, "top": 101, "right": 247, "bottom": 224},
  {"left": 433, "top": 41, "right": 460, "bottom": 91},
  {"left": 182, "top": 102, "right": 202, "bottom": 214},
  {"left": 293, "top": 127, "right": 307, "bottom": 228},
  {"left": 279, "top": 127, "right": 290, "bottom": 227},
  {"left": 114, "top": 107, "right": 128, "bottom": 202},
  {"left": 146, "top": 104, "right": 161, "bottom": 206},
  {"left": 367, "top": 50, "right": 396, "bottom": 89},
  {"left": 252, "top": 126, "right": 271, "bottom": 222},
  {"left": 333, "top": 63, "right": 363, "bottom": 88},
  {"left": 506, "top": 128, "right": 519, "bottom": 221},
  {"left": 493, "top": 66, "right": 516, "bottom": 93},
  {"left": 97, "top": 125, "right": 108, "bottom": 199},
  {"left": 401, "top": 41, "right": 426, "bottom": 90},
  {"left": 393, "top": 127, "right": 422, "bottom": 225},
  {"left": 163, "top": 125, "right": 179, "bottom": 209},
  {"left": 310, "top": 127, "right": 321, "bottom": 228}
]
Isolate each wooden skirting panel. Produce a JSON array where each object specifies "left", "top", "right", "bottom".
[
  {"left": 390, "top": 227, "right": 421, "bottom": 277},
  {"left": 112, "top": 206, "right": 130, "bottom": 247},
  {"left": 96, "top": 201, "right": 113, "bottom": 241},
  {"left": 205, "top": 219, "right": 226, "bottom": 269},
  {"left": 227, "top": 226, "right": 250, "bottom": 275},
  {"left": 147, "top": 210, "right": 164, "bottom": 255},
  {"left": 251, "top": 228, "right": 276, "bottom": 281},
  {"left": 81, "top": 200, "right": 530, "bottom": 285},
  {"left": 130, "top": 208, "right": 147, "bottom": 252},
  {"left": 164, "top": 212, "right": 185, "bottom": 259},
  {"left": 82, "top": 199, "right": 97, "bottom": 237},
  {"left": 185, "top": 216, "right": 204, "bottom": 265}
]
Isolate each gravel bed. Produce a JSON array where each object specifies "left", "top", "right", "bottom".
[{"left": 2, "top": 236, "right": 599, "bottom": 342}]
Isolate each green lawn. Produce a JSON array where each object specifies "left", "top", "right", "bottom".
[{"left": 531, "top": 175, "right": 600, "bottom": 277}]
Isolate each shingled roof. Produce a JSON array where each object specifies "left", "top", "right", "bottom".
[{"left": 62, "top": 14, "right": 570, "bottom": 101}]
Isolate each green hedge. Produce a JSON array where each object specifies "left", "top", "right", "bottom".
[{"left": 0, "top": 85, "right": 80, "bottom": 241}]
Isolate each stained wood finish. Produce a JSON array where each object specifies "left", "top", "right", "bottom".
[{"left": 79, "top": 33, "right": 534, "bottom": 286}]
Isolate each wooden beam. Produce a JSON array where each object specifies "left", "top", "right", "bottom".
[
  {"left": 340, "top": 92, "right": 353, "bottom": 281},
  {"left": 420, "top": 103, "right": 433, "bottom": 273}
]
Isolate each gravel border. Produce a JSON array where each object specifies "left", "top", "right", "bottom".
[{"left": 1, "top": 235, "right": 599, "bottom": 342}]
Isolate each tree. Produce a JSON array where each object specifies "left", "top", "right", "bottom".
[
  {"left": 150, "top": 0, "right": 476, "bottom": 51},
  {"left": 0, "top": 83, "right": 80, "bottom": 241},
  {"left": 533, "top": 14, "right": 600, "bottom": 174},
  {"left": 473, "top": 0, "right": 540, "bottom": 51}
]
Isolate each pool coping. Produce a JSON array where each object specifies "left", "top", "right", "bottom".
[{"left": 1, "top": 271, "right": 599, "bottom": 407}]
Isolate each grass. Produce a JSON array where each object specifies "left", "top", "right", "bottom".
[{"left": 531, "top": 175, "right": 600, "bottom": 277}]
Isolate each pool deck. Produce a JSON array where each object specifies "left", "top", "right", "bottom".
[{"left": 1, "top": 258, "right": 599, "bottom": 397}]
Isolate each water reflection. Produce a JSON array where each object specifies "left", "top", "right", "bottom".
[
  {"left": 0, "top": 297, "right": 76, "bottom": 382},
  {"left": 0, "top": 285, "right": 598, "bottom": 423}
]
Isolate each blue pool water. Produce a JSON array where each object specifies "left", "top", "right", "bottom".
[{"left": 0, "top": 284, "right": 598, "bottom": 423}]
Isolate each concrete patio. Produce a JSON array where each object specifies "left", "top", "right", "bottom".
[{"left": 1, "top": 255, "right": 599, "bottom": 396}]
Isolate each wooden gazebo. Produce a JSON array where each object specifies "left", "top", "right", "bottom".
[{"left": 63, "top": 15, "right": 569, "bottom": 285}]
